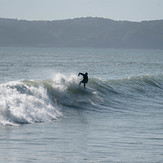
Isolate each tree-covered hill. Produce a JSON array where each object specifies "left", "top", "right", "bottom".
[{"left": 0, "top": 17, "right": 163, "bottom": 49}]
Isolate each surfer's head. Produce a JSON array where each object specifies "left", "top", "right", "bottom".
[{"left": 85, "top": 72, "right": 88, "bottom": 76}]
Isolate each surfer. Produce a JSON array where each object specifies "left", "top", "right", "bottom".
[{"left": 78, "top": 72, "right": 88, "bottom": 88}]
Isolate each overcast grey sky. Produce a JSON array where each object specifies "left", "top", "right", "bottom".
[{"left": 0, "top": 0, "right": 163, "bottom": 21}]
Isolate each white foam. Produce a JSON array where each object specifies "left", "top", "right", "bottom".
[
  {"left": 52, "top": 73, "right": 80, "bottom": 91},
  {"left": 0, "top": 81, "right": 62, "bottom": 126}
]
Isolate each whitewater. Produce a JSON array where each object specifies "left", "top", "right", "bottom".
[{"left": 0, "top": 47, "right": 163, "bottom": 163}]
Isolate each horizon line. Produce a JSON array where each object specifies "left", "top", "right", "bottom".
[{"left": 0, "top": 16, "right": 163, "bottom": 23}]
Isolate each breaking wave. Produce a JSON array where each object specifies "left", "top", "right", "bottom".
[{"left": 0, "top": 73, "right": 163, "bottom": 126}]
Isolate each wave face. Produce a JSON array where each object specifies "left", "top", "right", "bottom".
[{"left": 0, "top": 73, "right": 163, "bottom": 126}]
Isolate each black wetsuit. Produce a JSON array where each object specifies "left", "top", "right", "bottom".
[{"left": 78, "top": 72, "right": 88, "bottom": 88}]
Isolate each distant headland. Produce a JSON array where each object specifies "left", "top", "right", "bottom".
[{"left": 0, "top": 17, "right": 163, "bottom": 49}]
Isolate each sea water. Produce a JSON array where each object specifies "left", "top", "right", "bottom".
[{"left": 0, "top": 47, "right": 163, "bottom": 163}]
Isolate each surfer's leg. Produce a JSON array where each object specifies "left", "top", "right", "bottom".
[{"left": 79, "top": 80, "right": 84, "bottom": 86}]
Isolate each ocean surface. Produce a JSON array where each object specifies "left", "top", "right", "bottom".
[{"left": 0, "top": 47, "right": 163, "bottom": 163}]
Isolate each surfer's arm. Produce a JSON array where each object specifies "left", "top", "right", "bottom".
[{"left": 78, "top": 73, "right": 84, "bottom": 76}]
